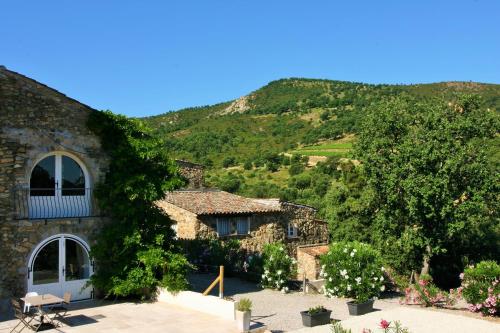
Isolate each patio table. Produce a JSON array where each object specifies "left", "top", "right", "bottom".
[{"left": 21, "top": 294, "right": 64, "bottom": 327}]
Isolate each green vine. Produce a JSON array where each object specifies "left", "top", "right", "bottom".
[{"left": 87, "top": 110, "right": 191, "bottom": 298}]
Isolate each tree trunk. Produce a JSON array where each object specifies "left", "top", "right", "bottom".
[{"left": 420, "top": 245, "right": 431, "bottom": 276}]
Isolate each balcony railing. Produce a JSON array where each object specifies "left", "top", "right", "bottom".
[{"left": 14, "top": 188, "right": 98, "bottom": 220}]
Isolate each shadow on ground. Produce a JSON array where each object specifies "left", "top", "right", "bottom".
[{"left": 188, "top": 272, "right": 262, "bottom": 297}]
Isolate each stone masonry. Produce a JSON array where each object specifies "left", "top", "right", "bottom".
[{"left": 0, "top": 66, "right": 110, "bottom": 309}]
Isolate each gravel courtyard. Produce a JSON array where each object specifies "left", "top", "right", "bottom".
[{"left": 189, "top": 273, "right": 401, "bottom": 332}]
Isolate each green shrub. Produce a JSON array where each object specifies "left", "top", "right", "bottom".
[
  {"left": 222, "top": 156, "right": 237, "bottom": 168},
  {"left": 237, "top": 298, "right": 253, "bottom": 312},
  {"left": 460, "top": 261, "right": 500, "bottom": 316},
  {"left": 161, "top": 252, "right": 194, "bottom": 293},
  {"left": 243, "top": 160, "right": 253, "bottom": 170},
  {"left": 288, "top": 162, "right": 305, "bottom": 176},
  {"left": 402, "top": 274, "right": 450, "bottom": 307},
  {"left": 320, "top": 241, "right": 385, "bottom": 303},
  {"left": 307, "top": 305, "right": 327, "bottom": 315},
  {"left": 261, "top": 242, "right": 296, "bottom": 291}
]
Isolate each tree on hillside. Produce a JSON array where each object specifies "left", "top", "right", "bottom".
[{"left": 352, "top": 95, "right": 499, "bottom": 283}]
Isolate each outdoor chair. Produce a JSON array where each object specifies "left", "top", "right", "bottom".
[
  {"left": 49, "top": 292, "right": 71, "bottom": 320},
  {"left": 23, "top": 292, "right": 38, "bottom": 313},
  {"left": 10, "top": 298, "right": 42, "bottom": 333}
]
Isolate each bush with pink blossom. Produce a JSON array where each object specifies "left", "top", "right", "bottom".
[{"left": 459, "top": 261, "right": 499, "bottom": 316}]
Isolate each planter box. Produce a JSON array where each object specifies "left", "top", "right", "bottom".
[
  {"left": 300, "top": 310, "right": 332, "bottom": 327},
  {"left": 347, "top": 299, "right": 374, "bottom": 316},
  {"left": 235, "top": 310, "right": 251, "bottom": 332}
]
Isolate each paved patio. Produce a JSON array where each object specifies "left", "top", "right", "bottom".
[
  {"left": 289, "top": 307, "right": 500, "bottom": 333},
  {"left": 0, "top": 300, "right": 240, "bottom": 333}
]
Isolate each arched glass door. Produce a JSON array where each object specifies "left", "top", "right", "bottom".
[
  {"left": 28, "top": 235, "right": 93, "bottom": 301},
  {"left": 29, "top": 153, "right": 90, "bottom": 218}
]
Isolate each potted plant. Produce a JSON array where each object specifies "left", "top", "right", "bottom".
[
  {"left": 320, "top": 241, "right": 386, "bottom": 316},
  {"left": 235, "top": 298, "right": 252, "bottom": 332},
  {"left": 300, "top": 305, "right": 332, "bottom": 327}
]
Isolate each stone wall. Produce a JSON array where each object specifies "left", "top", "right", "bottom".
[
  {"left": 0, "top": 67, "right": 110, "bottom": 306},
  {"left": 296, "top": 244, "right": 329, "bottom": 280},
  {"left": 175, "top": 160, "right": 204, "bottom": 189},
  {"left": 155, "top": 201, "right": 199, "bottom": 239}
]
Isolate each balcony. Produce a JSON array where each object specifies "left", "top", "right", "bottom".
[{"left": 14, "top": 187, "right": 98, "bottom": 220}]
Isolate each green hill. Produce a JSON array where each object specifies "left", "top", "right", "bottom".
[
  {"left": 143, "top": 78, "right": 500, "bottom": 166},
  {"left": 142, "top": 78, "right": 499, "bottom": 216}
]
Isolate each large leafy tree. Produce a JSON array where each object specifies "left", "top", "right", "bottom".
[
  {"left": 87, "top": 111, "right": 190, "bottom": 298},
  {"left": 353, "top": 95, "right": 499, "bottom": 280}
]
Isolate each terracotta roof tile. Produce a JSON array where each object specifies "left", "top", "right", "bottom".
[
  {"left": 299, "top": 245, "right": 329, "bottom": 257},
  {"left": 157, "top": 189, "right": 281, "bottom": 215}
]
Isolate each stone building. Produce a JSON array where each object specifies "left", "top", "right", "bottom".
[
  {"left": 156, "top": 171, "right": 329, "bottom": 255},
  {"left": 0, "top": 66, "right": 110, "bottom": 311},
  {"left": 296, "top": 244, "right": 329, "bottom": 280}
]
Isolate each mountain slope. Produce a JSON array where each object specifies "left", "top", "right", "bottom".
[{"left": 143, "top": 78, "right": 500, "bottom": 167}]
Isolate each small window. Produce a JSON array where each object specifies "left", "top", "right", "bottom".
[
  {"left": 217, "top": 217, "right": 250, "bottom": 236},
  {"left": 287, "top": 223, "right": 299, "bottom": 238}
]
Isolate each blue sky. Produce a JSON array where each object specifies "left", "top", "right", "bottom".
[{"left": 1, "top": 1, "right": 499, "bottom": 117}]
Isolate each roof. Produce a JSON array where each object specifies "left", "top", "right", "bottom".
[
  {"left": 298, "top": 244, "right": 329, "bottom": 257},
  {"left": 158, "top": 189, "right": 282, "bottom": 215}
]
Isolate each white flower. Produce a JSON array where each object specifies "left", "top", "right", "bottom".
[
  {"left": 277, "top": 270, "right": 282, "bottom": 275},
  {"left": 344, "top": 275, "right": 349, "bottom": 280},
  {"left": 371, "top": 284, "right": 375, "bottom": 288},
  {"left": 350, "top": 252, "right": 355, "bottom": 257},
  {"left": 340, "top": 269, "right": 347, "bottom": 276},
  {"left": 323, "top": 272, "right": 328, "bottom": 277},
  {"left": 380, "top": 285, "right": 385, "bottom": 291},
  {"left": 291, "top": 259, "right": 297, "bottom": 264},
  {"left": 322, "top": 264, "right": 326, "bottom": 270},
  {"left": 355, "top": 277, "right": 362, "bottom": 284},
  {"left": 265, "top": 270, "right": 269, "bottom": 274},
  {"left": 329, "top": 277, "right": 332, "bottom": 282},
  {"left": 261, "top": 274, "right": 266, "bottom": 279},
  {"left": 343, "top": 248, "right": 348, "bottom": 253},
  {"left": 353, "top": 249, "right": 357, "bottom": 253},
  {"left": 380, "top": 276, "right": 384, "bottom": 282},
  {"left": 269, "top": 255, "right": 274, "bottom": 261},
  {"left": 381, "top": 266, "right": 385, "bottom": 272},
  {"left": 280, "top": 247, "right": 284, "bottom": 251},
  {"left": 347, "top": 284, "right": 352, "bottom": 291},
  {"left": 373, "top": 277, "right": 378, "bottom": 281},
  {"left": 334, "top": 287, "right": 338, "bottom": 291}
]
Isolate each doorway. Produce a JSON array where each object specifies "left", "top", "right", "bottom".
[{"left": 27, "top": 234, "right": 93, "bottom": 301}]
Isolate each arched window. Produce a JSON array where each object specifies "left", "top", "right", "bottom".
[
  {"left": 30, "top": 154, "right": 86, "bottom": 196},
  {"left": 28, "top": 153, "right": 90, "bottom": 219}
]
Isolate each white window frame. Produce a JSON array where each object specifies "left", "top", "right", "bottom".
[
  {"left": 287, "top": 223, "right": 299, "bottom": 238},
  {"left": 216, "top": 216, "right": 250, "bottom": 237}
]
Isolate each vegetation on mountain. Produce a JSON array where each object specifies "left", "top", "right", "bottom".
[{"left": 141, "top": 78, "right": 499, "bottom": 290}]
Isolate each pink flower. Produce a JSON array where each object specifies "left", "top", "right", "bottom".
[
  {"left": 379, "top": 319, "right": 390, "bottom": 329},
  {"left": 459, "top": 273, "right": 464, "bottom": 280}
]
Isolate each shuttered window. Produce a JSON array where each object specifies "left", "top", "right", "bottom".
[{"left": 217, "top": 217, "right": 250, "bottom": 236}]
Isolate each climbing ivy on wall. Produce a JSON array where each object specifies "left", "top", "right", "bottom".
[{"left": 87, "top": 110, "right": 191, "bottom": 298}]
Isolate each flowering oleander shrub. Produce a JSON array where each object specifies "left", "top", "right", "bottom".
[
  {"left": 402, "top": 274, "right": 451, "bottom": 307},
  {"left": 320, "top": 241, "right": 385, "bottom": 303},
  {"left": 261, "top": 242, "right": 296, "bottom": 291},
  {"left": 332, "top": 319, "right": 411, "bottom": 333},
  {"left": 460, "top": 261, "right": 500, "bottom": 316}
]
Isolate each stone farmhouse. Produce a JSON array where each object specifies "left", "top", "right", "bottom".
[
  {"left": 156, "top": 161, "right": 329, "bottom": 254},
  {"left": 0, "top": 66, "right": 328, "bottom": 313},
  {"left": 0, "top": 66, "right": 110, "bottom": 311}
]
